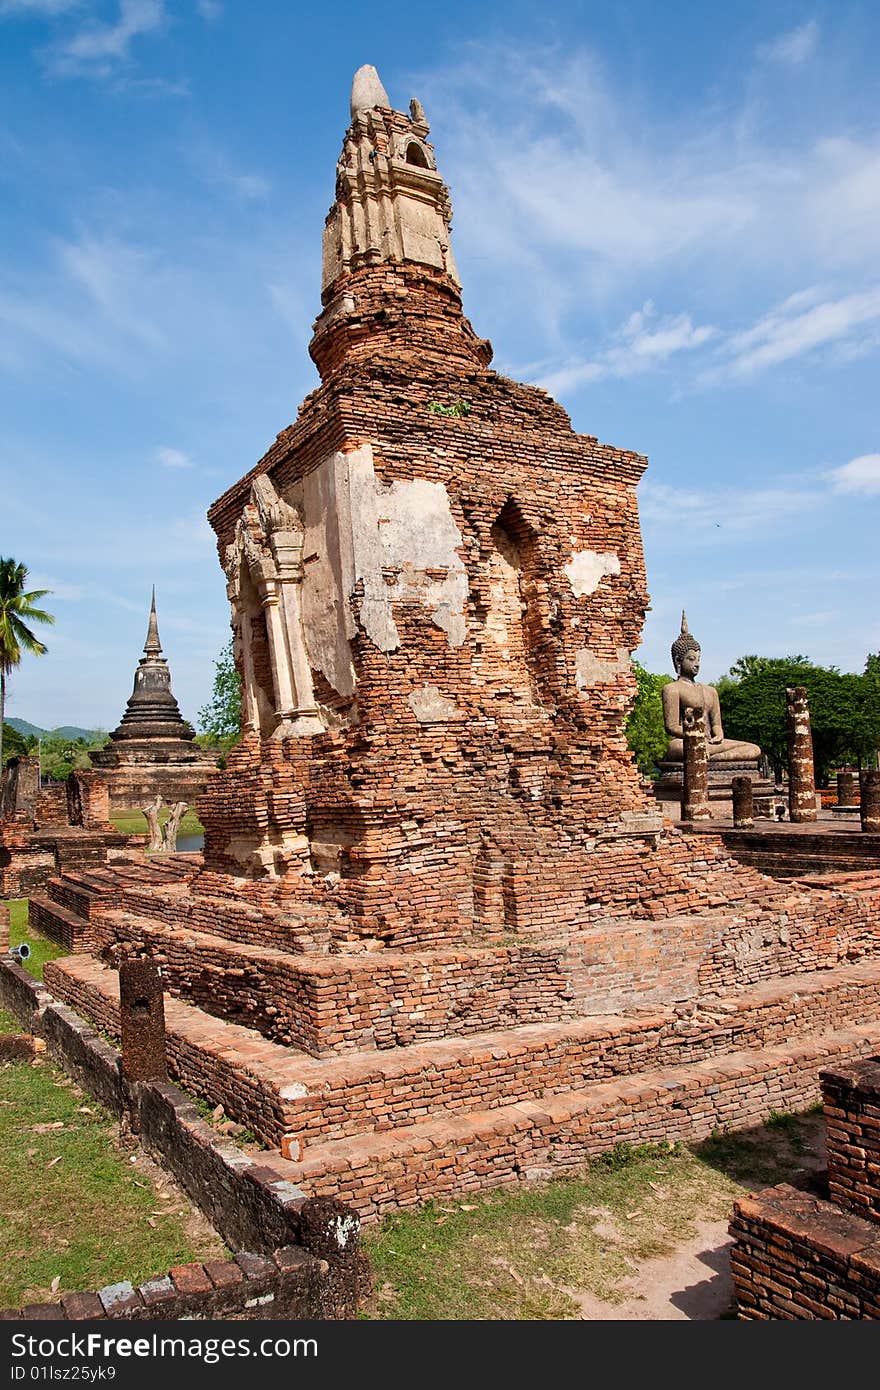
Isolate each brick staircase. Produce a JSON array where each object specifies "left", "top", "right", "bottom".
[
  {"left": 44, "top": 949, "right": 880, "bottom": 1221},
  {"left": 28, "top": 855, "right": 198, "bottom": 952}
]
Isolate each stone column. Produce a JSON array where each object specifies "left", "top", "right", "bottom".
[
  {"left": 258, "top": 573, "right": 322, "bottom": 739},
  {"left": 837, "top": 771, "right": 857, "bottom": 809},
  {"left": 731, "top": 776, "right": 754, "bottom": 829},
  {"left": 785, "top": 686, "right": 818, "bottom": 824},
  {"left": 278, "top": 574, "right": 320, "bottom": 725},
  {"left": 119, "top": 958, "right": 167, "bottom": 1084},
  {"left": 681, "top": 707, "right": 711, "bottom": 821},
  {"left": 861, "top": 770, "right": 880, "bottom": 833}
]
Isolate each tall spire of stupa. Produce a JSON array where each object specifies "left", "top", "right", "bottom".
[
  {"left": 309, "top": 63, "right": 492, "bottom": 379},
  {"left": 144, "top": 585, "right": 162, "bottom": 656}
]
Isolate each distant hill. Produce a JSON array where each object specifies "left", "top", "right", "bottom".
[{"left": 6, "top": 718, "right": 106, "bottom": 743}]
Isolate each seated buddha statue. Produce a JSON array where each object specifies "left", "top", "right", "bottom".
[{"left": 661, "top": 613, "right": 761, "bottom": 765}]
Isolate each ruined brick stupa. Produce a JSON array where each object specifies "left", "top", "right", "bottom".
[
  {"left": 90, "top": 589, "right": 216, "bottom": 810},
  {"left": 41, "top": 67, "right": 880, "bottom": 1221}
]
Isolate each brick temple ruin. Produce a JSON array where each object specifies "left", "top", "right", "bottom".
[
  {"left": 90, "top": 589, "right": 216, "bottom": 810},
  {"left": 32, "top": 66, "right": 880, "bottom": 1223},
  {"left": 0, "top": 757, "right": 130, "bottom": 898}
]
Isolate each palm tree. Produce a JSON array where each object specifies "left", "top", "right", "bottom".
[{"left": 0, "top": 558, "right": 54, "bottom": 771}]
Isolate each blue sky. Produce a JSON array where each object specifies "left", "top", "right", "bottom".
[{"left": 1, "top": 0, "right": 878, "bottom": 731}]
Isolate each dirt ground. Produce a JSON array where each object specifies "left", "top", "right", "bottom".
[{"left": 572, "top": 1114, "right": 827, "bottom": 1320}]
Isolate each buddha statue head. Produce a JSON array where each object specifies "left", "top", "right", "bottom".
[{"left": 671, "top": 612, "right": 701, "bottom": 679}]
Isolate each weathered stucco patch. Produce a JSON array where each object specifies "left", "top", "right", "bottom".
[
  {"left": 378, "top": 478, "right": 467, "bottom": 647},
  {"left": 564, "top": 549, "right": 621, "bottom": 597},
  {"left": 295, "top": 447, "right": 467, "bottom": 694},
  {"left": 407, "top": 685, "right": 461, "bottom": 723},
  {"left": 297, "top": 452, "right": 359, "bottom": 697},
  {"left": 576, "top": 646, "right": 632, "bottom": 689}
]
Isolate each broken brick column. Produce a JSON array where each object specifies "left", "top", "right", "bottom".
[
  {"left": 837, "top": 771, "right": 857, "bottom": 809},
  {"left": 681, "top": 708, "right": 711, "bottom": 821},
  {"left": 861, "top": 770, "right": 880, "bottom": 833},
  {"left": 66, "top": 771, "right": 111, "bottom": 829},
  {"left": 785, "top": 687, "right": 817, "bottom": 824},
  {"left": 119, "top": 959, "right": 168, "bottom": 1086},
  {"left": 731, "top": 776, "right": 754, "bottom": 829}
]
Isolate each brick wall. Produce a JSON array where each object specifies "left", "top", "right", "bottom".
[
  {"left": 823, "top": 1059, "right": 880, "bottom": 1222},
  {"left": 44, "top": 954, "right": 880, "bottom": 1152},
  {"left": 1, "top": 1244, "right": 357, "bottom": 1322}
]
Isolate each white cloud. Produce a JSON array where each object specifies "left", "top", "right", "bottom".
[
  {"left": 47, "top": 0, "right": 165, "bottom": 76},
  {"left": 156, "top": 446, "right": 194, "bottom": 470},
  {"left": 791, "top": 610, "right": 834, "bottom": 627},
  {"left": 536, "top": 301, "right": 716, "bottom": 395},
  {"left": 757, "top": 19, "right": 819, "bottom": 66},
  {"left": 416, "top": 43, "right": 880, "bottom": 327},
  {"left": 59, "top": 234, "right": 167, "bottom": 347},
  {"left": 825, "top": 453, "right": 880, "bottom": 496},
  {"left": 188, "top": 142, "right": 270, "bottom": 200},
  {"left": 714, "top": 286, "right": 880, "bottom": 379},
  {"left": 639, "top": 479, "right": 824, "bottom": 538},
  {"left": 171, "top": 509, "right": 214, "bottom": 549}
]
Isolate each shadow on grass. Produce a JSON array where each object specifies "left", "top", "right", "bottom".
[{"left": 692, "top": 1107, "right": 826, "bottom": 1191}]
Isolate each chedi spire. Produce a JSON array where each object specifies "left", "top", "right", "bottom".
[
  {"left": 144, "top": 585, "right": 162, "bottom": 656},
  {"left": 350, "top": 63, "right": 390, "bottom": 117},
  {"left": 310, "top": 63, "right": 491, "bottom": 379}
]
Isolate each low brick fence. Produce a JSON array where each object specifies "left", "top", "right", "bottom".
[
  {"left": 729, "top": 1184, "right": 880, "bottom": 1318},
  {"left": 0, "top": 956, "right": 364, "bottom": 1320},
  {"left": 1, "top": 1245, "right": 354, "bottom": 1322},
  {"left": 0, "top": 956, "right": 50, "bottom": 1029},
  {"left": 823, "top": 1058, "right": 880, "bottom": 1220}
]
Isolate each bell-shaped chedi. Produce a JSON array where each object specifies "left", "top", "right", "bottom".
[
  {"left": 91, "top": 590, "right": 216, "bottom": 810},
  {"left": 201, "top": 63, "right": 660, "bottom": 939}
]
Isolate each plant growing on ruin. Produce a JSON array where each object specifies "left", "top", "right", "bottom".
[
  {"left": 0, "top": 558, "right": 54, "bottom": 770},
  {"left": 197, "top": 637, "right": 241, "bottom": 755}
]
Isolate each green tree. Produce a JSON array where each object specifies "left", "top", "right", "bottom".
[
  {"left": 0, "top": 559, "right": 54, "bottom": 769},
  {"left": 718, "top": 654, "right": 880, "bottom": 784},
  {"left": 1, "top": 723, "right": 37, "bottom": 763},
  {"left": 197, "top": 638, "right": 241, "bottom": 753},
  {"left": 39, "top": 736, "right": 93, "bottom": 782},
  {"left": 625, "top": 660, "right": 671, "bottom": 775}
]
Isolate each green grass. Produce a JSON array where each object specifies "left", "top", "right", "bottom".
[
  {"left": 362, "top": 1115, "right": 825, "bottom": 1320},
  {"left": 0, "top": 1052, "right": 227, "bottom": 1308},
  {"left": 110, "top": 807, "right": 204, "bottom": 837},
  {"left": 7, "top": 900, "right": 67, "bottom": 982},
  {"left": 0, "top": 1007, "right": 21, "bottom": 1033}
]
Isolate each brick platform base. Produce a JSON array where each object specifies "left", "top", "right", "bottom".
[{"left": 45, "top": 951, "right": 880, "bottom": 1221}]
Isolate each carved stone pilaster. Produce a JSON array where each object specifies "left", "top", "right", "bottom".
[{"left": 224, "top": 476, "right": 324, "bottom": 739}]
